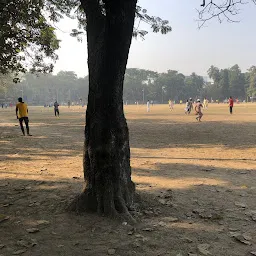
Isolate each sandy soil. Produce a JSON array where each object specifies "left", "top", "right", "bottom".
[{"left": 0, "top": 103, "right": 256, "bottom": 256}]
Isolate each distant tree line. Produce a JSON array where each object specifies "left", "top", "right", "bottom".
[
  {"left": 207, "top": 64, "right": 256, "bottom": 102},
  {"left": 1, "top": 64, "right": 256, "bottom": 105}
]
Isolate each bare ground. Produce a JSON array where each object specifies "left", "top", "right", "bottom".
[{"left": 0, "top": 103, "right": 256, "bottom": 256}]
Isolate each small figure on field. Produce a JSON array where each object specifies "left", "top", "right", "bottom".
[
  {"left": 54, "top": 101, "right": 60, "bottom": 117},
  {"left": 229, "top": 96, "right": 234, "bottom": 114},
  {"left": 168, "top": 99, "right": 174, "bottom": 110},
  {"left": 185, "top": 99, "right": 190, "bottom": 114},
  {"left": 195, "top": 99, "right": 203, "bottom": 122},
  {"left": 16, "top": 97, "right": 31, "bottom": 136},
  {"left": 188, "top": 98, "right": 193, "bottom": 114},
  {"left": 203, "top": 98, "right": 208, "bottom": 109},
  {"left": 68, "top": 100, "right": 71, "bottom": 108},
  {"left": 147, "top": 100, "right": 150, "bottom": 112}
]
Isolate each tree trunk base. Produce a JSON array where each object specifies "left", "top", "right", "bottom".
[{"left": 67, "top": 184, "right": 136, "bottom": 223}]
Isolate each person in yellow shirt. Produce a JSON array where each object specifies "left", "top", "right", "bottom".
[{"left": 16, "top": 97, "right": 31, "bottom": 136}]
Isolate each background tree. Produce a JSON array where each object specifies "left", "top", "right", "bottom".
[
  {"left": 123, "top": 68, "right": 158, "bottom": 104},
  {"left": 229, "top": 64, "right": 245, "bottom": 98},
  {"left": 207, "top": 66, "right": 220, "bottom": 86},
  {"left": 219, "top": 69, "right": 230, "bottom": 98},
  {"left": 184, "top": 72, "right": 204, "bottom": 100},
  {"left": 247, "top": 66, "right": 256, "bottom": 99}
]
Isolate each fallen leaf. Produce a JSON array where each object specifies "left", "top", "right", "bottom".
[
  {"left": 26, "top": 228, "right": 39, "bottom": 233},
  {"left": 197, "top": 243, "right": 211, "bottom": 255},
  {"left": 0, "top": 244, "right": 5, "bottom": 249},
  {"left": 0, "top": 214, "right": 9, "bottom": 223},
  {"left": 192, "top": 208, "right": 205, "bottom": 214},
  {"left": 234, "top": 202, "right": 247, "bottom": 208},
  {"left": 12, "top": 249, "right": 27, "bottom": 255},
  {"left": 158, "top": 199, "right": 167, "bottom": 205},
  {"left": 142, "top": 227, "right": 154, "bottom": 232},
  {"left": 250, "top": 252, "right": 256, "bottom": 255},
  {"left": 201, "top": 168, "right": 214, "bottom": 172},
  {"left": 17, "top": 240, "right": 30, "bottom": 248},
  {"left": 162, "top": 217, "right": 179, "bottom": 222},
  {"left": 158, "top": 221, "right": 166, "bottom": 227},
  {"left": 159, "top": 191, "right": 172, "bottom": 199},
  {"left": 36, "top": 220, "right": 50, "bottom": 225},
  {"left": 108, "top": 249, "right": 116, "bottom": 255},
  {"left": 232, "top": 233, "right": 252, "bottom": 245},
  {"left": 183, "top": 237, "right": 193, "bottom": 243},
  {"left": 143, "top": 210, "right": 153, "bottom": 215},
  {"left": 243, "top": 234, "right": 252, "bottom": 241},
  {"left": 230, "top": 231, "right": 241, "bottom": 237},
  {"left": 228, "top": 228, "right": 239, "bottom": 231}
]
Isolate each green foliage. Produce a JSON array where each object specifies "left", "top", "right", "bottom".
[
  {"left": 0, "top": 0, "right": 171, "bottom": 75},
  {"left": 124, "top": 69, "right": 205, "bottom": 103},
  {"left": 247, "top": 66, "right": 256, "bottom": 97},
  {"left": 229, "top": 64, "right": 245, "bottom": 97},
  {"left": 3, "top": 64, "right": 255, "bottom": 104},
  {"left": 1, "top": 71, "right": 88, "bottom": 104},
  {"left": 0, "top": 0, "right": 62, "bottom": 74},
  {"left": 133, "top": 6, "right": 172, "bottom": 39},
  {"left": 0, "top": 73, "right": 14, "bottom": 96},
  {"left": 207, "top": 64, "right": 247, "bottom": 100},
  {"left": 207, "top": 66, "right": 220, "bottom": 85}
]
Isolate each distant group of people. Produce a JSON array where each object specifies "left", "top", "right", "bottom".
[
  {"left": 13, "top": 95, "right": 236, "bottom": 136},
  {"left": 166, "top": 96, "right": 235, "bottom": 122},
  {"left": 184, "top": 98, "right": 203, "bottom": 121}
]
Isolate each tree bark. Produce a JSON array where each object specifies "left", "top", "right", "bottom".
[{"left": 69, "top": 0, "right": 137, "bottom": 219}]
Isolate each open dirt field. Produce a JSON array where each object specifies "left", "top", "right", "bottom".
[{"left": 0, "top": 103, "right": 256, "bottom": 256}]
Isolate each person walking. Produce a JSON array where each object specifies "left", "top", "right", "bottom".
[
  {"left": 54, "top": 101, "right": 60, "bottom": 117},
  {"left": 185, "top": 100, "right": 190, "bottom": 114},
  {"left": 195, "top": 99, "right": 203, "bottom": 122},
  {"left": 188, "top": 98, "right": 193, "bottom": 114},
  {"left": 168, "top": 99, "right": 174, "bottom": 110},
  {"left": 146, "top": 100, "right": 150, "bottom": 112},
  {"left": 229, "top": 96, "right": 234, "bottom": 114},
  {"left": 16, "top": 97, "right": 31, "bottom": 136}
]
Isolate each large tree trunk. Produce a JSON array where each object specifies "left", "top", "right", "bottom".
[{"left": 69, "top": 0, "right": 137, "bottom": 219}]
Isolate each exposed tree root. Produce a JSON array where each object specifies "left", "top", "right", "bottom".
[{"left": 68, "top": 183, "right": 136, "bottom": 224}]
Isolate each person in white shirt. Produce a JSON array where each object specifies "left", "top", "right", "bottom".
[{"left": 146, "top": 100, "right": 150, "bottom": 112}]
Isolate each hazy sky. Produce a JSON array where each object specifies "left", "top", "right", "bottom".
[{"left": 54, "top": 0, "right": 256, "bottom": 77}]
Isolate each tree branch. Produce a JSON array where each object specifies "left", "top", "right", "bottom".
[{"left": 198, "top": 0, "right": 255, "bottom": 28}]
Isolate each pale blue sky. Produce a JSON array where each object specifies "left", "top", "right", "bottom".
[{"left": 54, "top": 0, "right": 256, "bottom": 77}]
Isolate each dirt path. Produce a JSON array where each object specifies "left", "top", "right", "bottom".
[{"left": 0, "top": 104, "right": 256, "bottom": 256}]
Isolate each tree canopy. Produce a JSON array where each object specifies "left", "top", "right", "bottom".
[
  {"left": 1, "top": 0, "right": 254, "bottom": 76},
  {"left": 2, "top": 63, "right": 255, "bottom": 104},
  {"left": 0, "top": 0, "right": 171, "bottom": 76}
]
